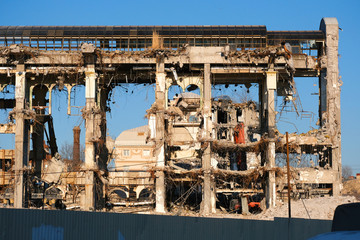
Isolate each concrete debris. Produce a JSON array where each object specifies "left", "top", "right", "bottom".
[
  {"left": 227, "top": 45, "right": 290, "bottom": 61},
  {"left": 256, "top": 196, "right": 356, "bottom": 220},
  {"left": 342, "top": 179, "right": 360, "bottom": 200},
  {"left": 42, "top": 153, "right": 64, "bottom": 184}
]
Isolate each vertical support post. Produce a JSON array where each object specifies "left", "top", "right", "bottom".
[
  {"left": 320, "top": 18, "right": 341, "bottom": 195},
  {"left": 286, "top": 132, "right": 291, "bottom": 218},
  {"left": 67, "top": 86, "right": 73, "bottom": 115},
  {"left": 97, "top": 87, "right": 109, "bottom": 170},
  {"left": 241, "top": 196, "right": 249, "bottom": 215},
  {"left": 201, "top": 63, "right": 214, "bottom": 214},
  {"left": 155, "top": 58, "right": 166, "bottom": 213},
  {"left": 32, "top": 119, "right": 44, "bottom": 177},
  {"left": 319, "top": 69, "right": 327, "bottom": 127},
  {"left": 14, "top": 65, "right": 29, "bottom": 208},
  {"left": 265, "top": 70, "right": 277, "bottom": 208},
  {"left": 48, "top": 85, "right": 55, "bottom": 115},
  {"left": 73, "top": 126, "right": 81, "bottom": 162},
  {"left": 84, "top": 65, "right": 97, "bottom": 210},
  {"left": 259, "top": 82, "right": 265, "bottom": 134}
]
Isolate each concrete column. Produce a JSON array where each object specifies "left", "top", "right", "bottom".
[
  {"left": 266, "top": 140, "right": 276, "bottom": 208},
  {"left": 97, "top": 88, "right": 109, "bottom": 171},
  {"left": 241, "top": 196, "right": 249, "bottom": 215},
  {"left": 320, "top": 18, "right": 341, "bottom": 195},
  {"left": 201, "top": 63, "right": 214, "bottom": 214},
  {"left": 14, "top": 65, "right": 29, "bottom": 208},
  {"left": 155, "top": 59, "right": 166, "bottom": 213},
  {"left": 259, "top": 83, "right": 265, "bottom": 134},
  {"left": 84, "top": 65, "right": 97, "bottom": 210},
  {"left": 265, "top": 70, "right": 277, "bottom": 208},
  {"left": 73, "top": 126, "right": 81, "bottom": 162},
  {"left": 319, "top": 69, "right": 327, "bottom": 127}
]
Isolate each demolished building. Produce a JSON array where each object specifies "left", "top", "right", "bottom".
[{"left": 0, "top": 18, "right": 342, "bottom": 215}]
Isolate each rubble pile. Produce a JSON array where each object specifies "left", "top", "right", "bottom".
[
  {"left": 342, "top": 179, "right": 360, "bottom": 200},
  {"left": 254, "top": 196, "right": 356, "bottom": 220}
]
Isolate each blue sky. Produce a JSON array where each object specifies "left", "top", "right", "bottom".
[{"left": 0, "top": 0, "right": 359, "bottom": 172}]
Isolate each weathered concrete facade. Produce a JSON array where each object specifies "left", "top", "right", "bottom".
[
  {"left": 319, "top": 18, "right": 342, "bottom": 196},
  {"left": 0, "top": 18, "right": 341, "bottom": 214}
]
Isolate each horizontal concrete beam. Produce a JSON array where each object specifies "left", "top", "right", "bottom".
[
  {"left": 297, "top": 169, "right": 337, "bottom": 184},
  {"left": 0, "top": 47, "right": 318, "bottom": 71}
]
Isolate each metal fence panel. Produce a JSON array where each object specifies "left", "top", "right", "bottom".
[{"left": 0, "top": 208, "right": 332, "bottom": 240}]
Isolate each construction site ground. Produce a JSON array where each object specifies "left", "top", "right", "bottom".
[
  {"left": 245, "top": 180, "right": 359, "bottom": 220},
  {"left": 169, "top": 179, "right": 358, "bottom": 220},
  {"left": 199, "top": 179, "right": 356, "bottom": 220},
  {"left": 102, "top": 186, "right": 358, "bottom": 221},
  {"left": 250, "top": 195, "right": 356, "bottom": 220},
  {"left": 6, "top": 181, "right": 357, "bottom": 221},
  {"left": 168, "top": 195, "right": 356, "bottom": 220}
]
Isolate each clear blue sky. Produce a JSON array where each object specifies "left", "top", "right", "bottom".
[{"left": 0, "top": 0, "right": 359, "bottom": 172}]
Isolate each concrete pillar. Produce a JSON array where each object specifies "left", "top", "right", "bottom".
[
  {"left": 73, "top": 126, "right": 81, "bottom": 162},
  {"left": 259, "top": 83, "right": 265, "bottom": 134},
  {"left": 84, "top": 65, "right": 97, "bottom": 210},
  {"left": 201, "top": 63, "right": 214, "bottom": 214},
  {"left": 97, "top": 88, "right": 109, "bottom": 171},
  {"left": 266, "top": 140, "right": 276, "bottom": 208},
  {"left": 241, "top": 196, "right": 249, "bottom": 215},
  {"left": 319, "top": 69, "right": 327, "bottom": 127},
  {"left": 265, "top": 70, "right": 277, "bottom": 208},
  {"left": 155, "top": 59, "right": 166, "bottom": 213},
  {"left": 320, "top": 18, "right": 341, "bottom": 195},
  {"left": 14, "top": 65, "right": 29, "bottom": 208}
]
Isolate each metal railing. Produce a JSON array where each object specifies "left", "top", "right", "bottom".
[{"left": 0, "top": 26, "right": 324, "bottom": 53}]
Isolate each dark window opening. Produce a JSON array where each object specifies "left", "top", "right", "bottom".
[
  {"left": 236, "top": 108, "right": 242, "bottom": 122},
  {"left": 217, "top": 110, "right": 228, "bottom": 124}
]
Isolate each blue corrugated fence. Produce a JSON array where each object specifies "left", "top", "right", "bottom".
[{"left": 0, "top": 208, "right": 331, "bottom": 240}]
